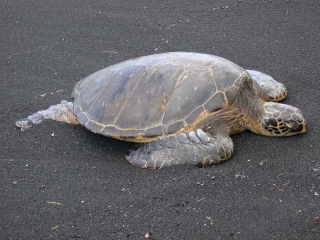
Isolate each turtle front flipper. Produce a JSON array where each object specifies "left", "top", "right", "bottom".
[
  {"left": 125, "top": 129, "right": 233, "bottom": 169},
  {"left": 16, "top": 100, "right": 78, "bottom": 131},
  {"left": 247, "top": 70, "right": 287, "bottom": 102}
]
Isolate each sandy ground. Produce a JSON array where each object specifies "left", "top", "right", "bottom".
[{"left": 1, "top": 0, "right": 320, "bottom": 239}]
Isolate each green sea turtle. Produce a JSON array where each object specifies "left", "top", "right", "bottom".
[{"left": 16, "top": 52, "right": 306, "bottom": 169}]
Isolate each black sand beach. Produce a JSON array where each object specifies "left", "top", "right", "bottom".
[{"left": 1, "top": 1, "right": 319, "bottom": 239}]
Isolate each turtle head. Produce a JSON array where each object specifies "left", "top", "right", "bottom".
[{"left": 260, "top": 102, "right": 306, "bottom": 136}]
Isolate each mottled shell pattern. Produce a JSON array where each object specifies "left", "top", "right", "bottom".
[{"left": 71, "top": 52, "right": 249, "bottom": 139}]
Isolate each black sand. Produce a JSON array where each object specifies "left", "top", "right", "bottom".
[{"left": 1, "top": 0, "right": 320, "bottom": 239}]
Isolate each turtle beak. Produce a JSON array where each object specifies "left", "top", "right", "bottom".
[{"left": 300, "top": 119, "right": 307, "bottom": 133}]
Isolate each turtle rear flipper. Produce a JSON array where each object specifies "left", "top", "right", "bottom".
[
  {"left": 16, "top": 100, "right": 78, "bottom": 131},
  {"left": 247, "top": 70, "right": 288, "bottom": 102},
  {"left": 125, "top": 129, "right": 233, "bottom": 169}
]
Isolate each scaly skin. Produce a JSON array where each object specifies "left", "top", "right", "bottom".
[
  {"left": 16, "top": 100, "right": 78, "bottom": 131},
  {"left": 126, "top": 129, "right": 233, "bottom": 169}
]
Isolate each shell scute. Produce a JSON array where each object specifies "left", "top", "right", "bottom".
[
  {"left": 203, "top": 91, "right": 226, "bottom": 112},
  {"left": 166, "top": 121, "right": 186, "bottom": 134}
]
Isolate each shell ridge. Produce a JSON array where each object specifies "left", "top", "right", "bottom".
[
  {"left": 113, "top": 69, "right": 146, "bottom": 125},
  {"left": 83, "top": 70, "right": 118, "bottom": 122},
  {"left": 210, "top": 65, "right": 218, "bottom": 92},
  {"left": 160, "top": 68, "right": 188, "bottom": 125}
]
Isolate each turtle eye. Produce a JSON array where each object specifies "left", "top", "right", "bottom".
[
  {"left": 284, "top": 121, "right": 296, "bottom": 129},
  {"left": 284, "top": 120, "right": 304, "bottom": 133}
]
